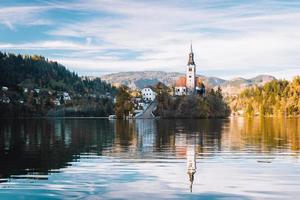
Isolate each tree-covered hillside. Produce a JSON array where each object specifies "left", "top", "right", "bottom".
[
  {"left": 0, "top": 52, "right": 117, "bottom": 117},
  {"left": 0, "top": 52, "right": 114, "bottom": 94},
  {"left": 229, "top": 76, "right": 300, "bottom": 116}
]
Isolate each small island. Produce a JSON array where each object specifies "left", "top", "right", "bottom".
[{"left": 114, "top": 44, "right": 230, "bottom": 119}]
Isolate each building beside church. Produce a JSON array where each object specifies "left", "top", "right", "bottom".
[
  {"left": 141, "top": 87, "right": 156, "bottom": 102},
  {"left": 175, "top": 44, "right": 205, "bottom": 96}
]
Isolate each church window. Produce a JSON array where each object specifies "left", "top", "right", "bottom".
[
  {"left": 189, "top": 68, "right": 192, "bottom": 71},
  {"left": 189, "top": 75, "right": 191, "bottom": 78}
]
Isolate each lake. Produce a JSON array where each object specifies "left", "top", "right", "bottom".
[{"left": 0, "top": 118, "right": 299, "bottom": 200}]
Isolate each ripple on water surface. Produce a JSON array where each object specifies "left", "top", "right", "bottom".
[{"left": 0, "top": 118, "right": 299, "bottom": 199}]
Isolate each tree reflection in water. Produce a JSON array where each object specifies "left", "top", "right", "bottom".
[{"left": 0, "top": 117, "right": 299, "bottom": 182}]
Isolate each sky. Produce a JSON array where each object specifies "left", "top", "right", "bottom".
[{"left": 0, "top": 0, "right": 299, "bottom": 79}]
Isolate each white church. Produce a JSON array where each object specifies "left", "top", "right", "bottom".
[{"left": 175, "top": 44, "right": 205, "bottom": 96}]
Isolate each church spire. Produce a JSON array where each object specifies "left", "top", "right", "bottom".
[{"left": 188, "top": 42, "right": 195, "bottom": 65}]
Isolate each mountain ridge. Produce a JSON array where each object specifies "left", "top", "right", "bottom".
[{"left": 100, "top": 71, "right": 276, "bottom": 95}]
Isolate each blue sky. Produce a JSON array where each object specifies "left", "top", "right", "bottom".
[{"left": 0, "top": 0, "right": 300, "bottom": 79}]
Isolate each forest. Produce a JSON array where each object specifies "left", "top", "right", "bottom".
[{"left": 0, "top": 52, "right": 117, "bottom": 117}]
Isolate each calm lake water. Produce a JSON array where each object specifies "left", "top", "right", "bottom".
[{"left": 0, "top": 118, "right": 299, "bottom": 200}]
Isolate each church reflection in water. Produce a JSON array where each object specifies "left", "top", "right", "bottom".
[{"left": 186, "top": 145, "right": 196, "bottom": 192}]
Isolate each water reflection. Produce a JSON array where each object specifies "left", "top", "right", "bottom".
[
  {"left": 0, "top": 118, "right": 300, "bottom": 178},
  {"left": 0, "top": 117, "right": 299, "bottom": 199},
  {"left": 186, "top": 145, "right": 196, "bottom": 193}
]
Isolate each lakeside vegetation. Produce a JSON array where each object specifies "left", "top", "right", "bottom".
[
  {"left": 0, "top": 52, "right": 117, "bottom": 117},
  {"left": 229, "top": 76, "right": 300, "bottom": 117}
]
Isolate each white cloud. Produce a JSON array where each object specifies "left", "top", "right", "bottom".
[
  {"left": 85, "top": 37, "right": 93, "bottom": 46},
  {"left": 0, "top": 40, "right": 106, "bottom": 51},
  {"left": 0, "top": 5, "right": 51, "bottom": 29},
  {"left": 3, "top": 20, "right": 14, "bottom": 31},
  {"left": 1, "top": 0, "right": 300, "bottom": 79}
]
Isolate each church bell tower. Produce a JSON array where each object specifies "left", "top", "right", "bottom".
[{"left": 186, "top": 43, "right": 196, "bottom": 94}]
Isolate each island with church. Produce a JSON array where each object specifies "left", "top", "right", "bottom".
[{"left": 114, "top": 43, "right": 230, "bottom": 119}]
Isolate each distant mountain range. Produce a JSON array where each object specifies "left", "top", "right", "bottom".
[{"left": 100, "top": 71, "right": 276, "bottom": 95}]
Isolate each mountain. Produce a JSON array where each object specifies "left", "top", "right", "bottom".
[
  {"left": 100, "top": 71, "right": 276, "bottom": 95},
  {"left": 101, "top": 71, "right": 183, "bottom": 89},
  {"left": 219, "top": 75, "right": 276, "bottom": 96},
  {"left": 250, "top": 75, "right": 277, "bottom": 86},
  {"left": 101, "top": 71, "right": 226, "bottom": 89}
]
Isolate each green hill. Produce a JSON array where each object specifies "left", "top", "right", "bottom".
[{"left": 0, "top": 52, "right": 117, "bottom": 117}]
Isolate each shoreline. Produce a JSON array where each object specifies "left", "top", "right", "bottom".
[{"left": 1, "top": 115, "right": 300, "bottom": 120}]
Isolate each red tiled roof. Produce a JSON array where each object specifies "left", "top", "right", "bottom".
[{"left": 175, "top": 76, "right": 186, "bottom": 87}]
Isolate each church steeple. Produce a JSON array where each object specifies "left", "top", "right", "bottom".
[
  {"left": 188, "top": 42, "right": 195, "bottom": 65},
  {"left": 186, "top": 42, "right": 196, "bottom": 93}
]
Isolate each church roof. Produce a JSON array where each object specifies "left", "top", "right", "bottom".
[{"left": 175, "top": 76, "right": 186, "bottom": 87}]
